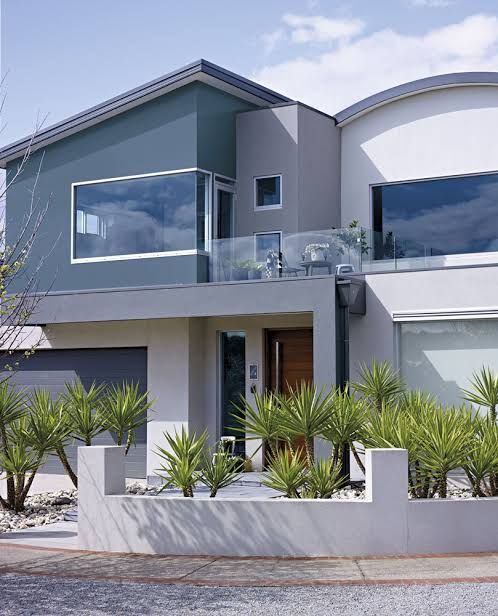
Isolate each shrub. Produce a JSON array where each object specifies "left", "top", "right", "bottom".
[
  {"left": 199, "top": 446, "right": 241, "bottom": 497},
  {"left": 155, "top": 428, "right": 207, "bottom": 497}
]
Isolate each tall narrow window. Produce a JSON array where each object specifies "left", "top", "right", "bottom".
[{"left": 220, "top": 331, "right": 246, "bottom": 457}]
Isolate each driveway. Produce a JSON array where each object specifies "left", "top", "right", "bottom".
[{"left": 1, "top": 573, "right": 497, "bottom": 615}]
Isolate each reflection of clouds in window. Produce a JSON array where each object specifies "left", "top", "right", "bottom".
[
  {"left": 74, "top": 171, "right": 208, "bottom": 258},
  {"left": 374, "top": 174, "right": 498, "bottom": 258}
]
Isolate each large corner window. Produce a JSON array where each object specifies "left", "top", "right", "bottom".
[
  {"left": 73, "top": 170, "right": 210, "bottom": 261},
  {"left": 372, "top": 172, "right": 498, "bottom": 261}
]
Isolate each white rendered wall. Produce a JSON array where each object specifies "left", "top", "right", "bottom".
[
  {"left": 340, "top": 85, "right": 498, "bottom": 227},
  {"left": 349, "top": 265, "right": 498, "bottom": 383},
  {"left": 78, "top": 446, "right": 409, "bottom": 557}
]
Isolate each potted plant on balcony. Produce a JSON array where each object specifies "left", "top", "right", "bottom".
[
  {"left": 230, "top": 260, "right": 252, "bottom": 281},
  {"left": 248, "top": 262, "right": 264, "bottom": 280}
]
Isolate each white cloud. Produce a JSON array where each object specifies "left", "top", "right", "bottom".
[
  {"left": 261, "top": 28, "right": 286, "bottom": 55},
  {"left": 410, "top": 0, "right": 453, "bottom": 6},
  {"left": 282, "top": 14, "right": 365, "bottom": 44},
  {"left": 253, "top": 14, "right": 498, "bottom": 115}
]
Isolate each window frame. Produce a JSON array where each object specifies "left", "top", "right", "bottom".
[
  {"left": 70, "top": 167, "right": 212, "bottom": 264},
  {"left": 254, "top": 174, "right": 283, "bottom": 211},
  {"left": 254, "top": 230, "right": 282, "bottom": 262}
]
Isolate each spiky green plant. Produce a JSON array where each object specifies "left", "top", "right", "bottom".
[
  {"left": 278, "top": 383, "right": 334, "bottom": 466},
  {"left": 0, "top": 382, "right": 27, "bottom": 509},
  {"left": 354, "top": 360, "right": 404, "bottom": 413},
  {"left": 416, "top": 406, "right": 473, "bottom": 498},
  {"left": 25, "top": 389, "right": 76, "bottom": 488},
  {"left": 61, "top": 380, "right": 106, "bottom": 446},
  {"left": 463, "top": 417, "right": 498, "bottom": 496},
  {"left": 199, "top": 446, "right": 241, "bottom": 497},
  {"left": 100, "top": 383, "right": 153, "bottom": 454},
  {"left": 362, "top": 401, "right": 423, "bottom": 495},
  {"left": 232, "top": 391, "right": 284, "bottom": 460},
  {"left": 155, "top": 428, "right": 207, "bottom": 497},
  {"left": 262, "top": 449, "right": 308, "bottom": 498},
  {"left": 321, "top": 386, "right": 368, "bottom": 472},
  {"left": 301, "top": 458, "right": 345, "bottom": 499},
  {"left": 461, "top": 366, "right": 498, "bottom": 423}
]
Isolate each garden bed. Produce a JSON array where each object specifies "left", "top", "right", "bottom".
[{"left": 0, "top": 490, "right": 77, "bottom": 533}]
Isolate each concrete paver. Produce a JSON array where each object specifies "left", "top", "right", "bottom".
[
  {"left": 358, "top": 555, "right": 498, "bottom": 581},
  {"left": 1, "top": 542, "right": 498, "bottom": 587}
]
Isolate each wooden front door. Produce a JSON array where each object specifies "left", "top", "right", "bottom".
[
  {"left": 266, "top": 329, "right": 313, "bottom": 462},
  {"left": 266, "top": 328, "right": 313, "bottom": 394}
]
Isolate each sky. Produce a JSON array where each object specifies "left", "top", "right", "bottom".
[{"left": 2, "top": 0, "right": 498, "bottom": 146}]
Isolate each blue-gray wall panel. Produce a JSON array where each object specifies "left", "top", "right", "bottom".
[{"left": 6, "top": 83, "right": 253, "bottom": 293}]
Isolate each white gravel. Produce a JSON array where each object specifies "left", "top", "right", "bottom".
[
  {"left": 0, "top": 490, "right": 77, "bottom": 533},
  {"left": 1, "top": 575, "right": 498, "bottom": 615}
]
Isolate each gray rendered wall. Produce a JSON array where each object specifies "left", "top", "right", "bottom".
[
  {"left": 235, "top": 102, "right": 341, "bottom": 236},
  {"left": 6, "top": 83, "right": 254, "bottom": 293},
  {"left": 297, "top": 105, "right": 341, "bottom": 231}
]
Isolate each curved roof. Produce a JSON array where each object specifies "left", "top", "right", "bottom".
[
  {"left": 334, "top": 72, "right": 498, "bottom": 125},
  {"left": 0, "top": 59, "right": 291, "bottom": 168}
]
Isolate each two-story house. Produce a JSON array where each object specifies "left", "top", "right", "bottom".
[{"left": 2, "top": 60, "right": 498, "bottom": 480}]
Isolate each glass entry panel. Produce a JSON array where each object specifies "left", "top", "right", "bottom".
[
  {"left": 220, "top": 331, "right": 246, "bottom": 457},
  {"left": 215, "top": 185, "right": 234, "bottom": 240}
]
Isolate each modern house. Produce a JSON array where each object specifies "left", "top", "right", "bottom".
[{"left": 2, "top": 60, "right": 498, "bottom": 479}]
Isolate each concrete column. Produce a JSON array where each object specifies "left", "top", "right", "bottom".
[
  {"left": 365, "top": 448, "right": 408, "bottom": 554},
  {"left": 312, "top": 293, "right": 336, "bottom": 389},
  {"left": 78, "top": 446, "right": 125, "bottom": 550},
  {"left": 146, "top": 318, "right": 191, "bottom": 479}
]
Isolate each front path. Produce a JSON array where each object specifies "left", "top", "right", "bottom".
[{"left": 1, "top": 543, "right": 498, "bottom": 587}]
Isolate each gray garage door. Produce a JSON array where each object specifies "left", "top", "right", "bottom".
[{"left": 3, "top": 348, "right": 147, "bottom": 478}]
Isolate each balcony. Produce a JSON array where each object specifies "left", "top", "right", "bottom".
[{"left": 207, "top": 227, "right": 498, "bottom": 283}]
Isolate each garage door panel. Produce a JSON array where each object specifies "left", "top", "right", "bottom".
[{"left": 2, "top": 348, "right": 147, "bottom": 479}]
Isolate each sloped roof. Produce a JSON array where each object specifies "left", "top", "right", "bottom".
[{"left": 0, "top": 59, "right": 292, "bottom": 168}]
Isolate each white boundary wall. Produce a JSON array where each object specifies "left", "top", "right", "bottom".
[{"left": 78, "top": 446, "right": 498, "bottom": 557}]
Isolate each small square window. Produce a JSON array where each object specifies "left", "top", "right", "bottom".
[
  {"left": 255, "top": 232, "right": 281, "bottom": 262},
  {"left": 255, "top": 176, "right": 281, "bottom": 208}
]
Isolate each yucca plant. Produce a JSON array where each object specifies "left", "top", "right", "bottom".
[
  {"left": 461, "top": 366, "right": 498, "bottom": 423},
  {"left": 25, "top": 389, "right": 76, "bottom": 488},
  {"left": 61, "top": 380, "right": 106, "bottom": 446},
  {"left": 278, "top": 383, "right": 334, "bottom": 466},
  {"left": 0, "top": 382, "right": 27, "bottom": 509},
  {"left": 199, "top": 445, "right": 241, "bottom": 497},
  {"left": 155, "top": 428, "right": 207, "bottom": 497},
  {"left": 463, "top": 417, "right": 498, "bottom": 496},
  {"left": 0, "top": 426, "right": 41, "bottom": 512},
  {"left": 416, "top": 405, "right": 473, "bottom": 498},
  {"left": 301, "top": 458, "right": 345, "bottom": 499},
  {"left": 100, "top": 382, "right": 153, "bottom": 454},
  {"left": 321, "top": 386, "right": 368, "bottom": 472},
  {"left": 232, "top": 391, "right": 284, "bottom": 460},
  {"left": 362, "top": 401, "right": 422, "bottom": 496},
  {"left": 354, "top": 360, "right": 404, "bottom": 413},
  {"left": 262, "top": 449, "right": 307, "bottom": 498}
]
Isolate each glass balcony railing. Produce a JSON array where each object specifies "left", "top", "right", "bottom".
[
  {"left": 209, "top": 228, "right": 366, "bottom": 282},
  {"left": 207, "top": 226, "right": 498, "bottom": 283}
]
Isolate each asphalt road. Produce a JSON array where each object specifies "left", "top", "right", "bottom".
[{"left": 0, "top": 574, "right": 496, "bottom": 615}]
